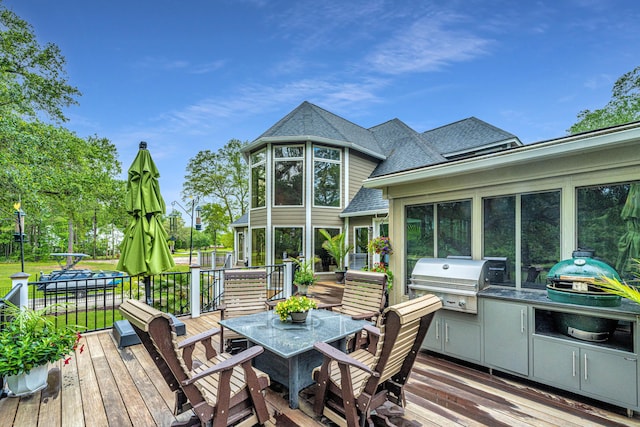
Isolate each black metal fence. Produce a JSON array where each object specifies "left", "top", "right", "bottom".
[
  {"left": 11, "top": 264, "right": 286, "bottom": 333},
  {"left": 200, "top": 264, "right": 285, "bottom": 313}
]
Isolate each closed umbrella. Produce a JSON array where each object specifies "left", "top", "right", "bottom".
[
  {"left": 117, "top": 141, "right": 175, "bottom": 304},
  {"left": 616, "top": 182, "right": 640, "bottom": 277}
]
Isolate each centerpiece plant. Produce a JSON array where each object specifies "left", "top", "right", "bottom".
[
  {"left": 274, "top": 295, "right": 317, "bottom": 322},
  {"left": 0, "top": 303, "right": 83, "bottom": 378}
]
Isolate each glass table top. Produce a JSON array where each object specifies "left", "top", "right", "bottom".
[{"left": 219, "top": 309, "right": 369, "bottom": 358}]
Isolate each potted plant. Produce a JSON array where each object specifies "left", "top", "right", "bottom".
[
  {"left": 274, "top": 295, "right": 318, "bottom": 323},
  {"left": 0, "top": 303, "right": 83, "bottom": 396},
  {"left": 291, "top": 256, "right": 318, "bottom": 295},
  {"left": 320, "top": 229, "right": 353, "bottom": 283},
  {"left": 369, "top": 236, "right": 393, "bottom": 264}
]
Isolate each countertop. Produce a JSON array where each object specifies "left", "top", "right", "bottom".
[{"left": 479, "top": 285, "right": 640, "bottom": 317}]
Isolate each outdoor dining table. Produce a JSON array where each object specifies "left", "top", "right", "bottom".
[{"left": 218, "top": 309, "right": 369, "bottom": 409}]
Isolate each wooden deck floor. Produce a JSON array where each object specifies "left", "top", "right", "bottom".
[{"left": 2, "top": 282, "right": 639, "bottom": 426}]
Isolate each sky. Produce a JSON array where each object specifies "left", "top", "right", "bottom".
[{"left": 5, "top": 0, "right": 640, "bottom": 209}]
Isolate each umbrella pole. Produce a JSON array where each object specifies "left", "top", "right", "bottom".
[{"left": 143, "top": 275, "right": 152, "bottom": 306}]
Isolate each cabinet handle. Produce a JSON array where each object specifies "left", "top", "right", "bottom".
[
  {"left": 445, "top": 323, "right": 449, "bottom": 343},
  {"left": 572, "top": 351, "right": 576, "bottom": 377},
  {"left": 435, "top": 320, "right": 440, "bottom": 340},
  {"left": 584, "top": 353, "right": 588, "bottom": 380},
  {"left": 520, "top": 309, "right": 525, "bottom": 333}
]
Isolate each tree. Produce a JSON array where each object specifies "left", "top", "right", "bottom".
[
  {"left": 183, "top": 139, "right": 248, "bottom": 224},
  {"left": 0, "top": 116, "right": 123, "bottom": 258},
  {"left": 0, "top": 3, "right": 81, "bottom": 122},
  {"left": 200, "top": 203, "right": 228, "bottom": 247},
  {"left": 569, "top": 66, "right": 640, "bottom": 134}
]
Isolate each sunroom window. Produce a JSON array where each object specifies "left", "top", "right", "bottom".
[
  {"left": 274, "top": 145, "right": 304, "bottom": 206},
  {"left": 314, "top": 146, "right": 341, "bottom": 207},
  {"left": 250, "top": 150, "right": 266, "bottom": 209}
]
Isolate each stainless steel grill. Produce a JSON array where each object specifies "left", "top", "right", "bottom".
[{"left": 409, "top": 258, "right": 490, "bottom": 313}]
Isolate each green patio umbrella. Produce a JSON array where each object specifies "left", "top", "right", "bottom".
[
  {"left": 117, "top": 141, "right": 175, "bottom": 303},
  {"left": 616, "top": 182, "right": 640, "bottom": 277}
]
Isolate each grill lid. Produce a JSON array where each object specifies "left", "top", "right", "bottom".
[
  {"left": 410, "top": 258, "right": 489, "bottom": 289},
  {"left": 547, "top": 257, "right": 620, "bottom": 282}
]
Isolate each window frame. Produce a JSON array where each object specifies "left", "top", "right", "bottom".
[
  {"left": 273, "top": 144, "right": 305, "bottom": 207},
  {"left": 313, "top": 145, "right": 342, "bottom": 208}
]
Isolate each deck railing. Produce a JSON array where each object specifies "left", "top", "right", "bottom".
[{"left": 19, "top": 264, "right": 288, "bottom": 333}]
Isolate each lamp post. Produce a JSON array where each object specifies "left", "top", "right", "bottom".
[
  {"left": 172, "top": 197, "right": 200, "bottom": 265},
  {"left": 13, "top": 202, "right": 25, "bottom": 273}
]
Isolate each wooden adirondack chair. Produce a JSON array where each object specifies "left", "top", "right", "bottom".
[
  {"left": 119, "top": 298, "right": 271, "bottom": 427},
  {"left": 219, "top": 269, "right": 268, "bottom": 352},
  {"left": 321, "top": 270, "right": 387, "bottom": 322},
  {"left": 312, "top": 294, "right": 442, "bottom": 427}
]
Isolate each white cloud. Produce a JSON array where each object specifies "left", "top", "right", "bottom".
[{"left": 366, "top": 13, "right": 492, "bottom": 75}]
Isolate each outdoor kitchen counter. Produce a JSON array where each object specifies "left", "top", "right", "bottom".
[
  {"left": 476, "top": 285, "right": 640, "bottom": 416},
  {"left": 479, "top": 285, "right": 640, "bottom": 317}
]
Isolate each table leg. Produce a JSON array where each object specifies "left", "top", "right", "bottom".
[{"left": 288, "top": 355, "right": 300, "bottom": 409}]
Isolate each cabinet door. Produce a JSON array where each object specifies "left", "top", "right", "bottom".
[
  {"left": 532, "top": 337, "right": 580, "bottom": 392},
  {"left": 422, "top": 311, "right": 443, "bottom": 351},
  {"left": 444, "top": 315, "right": 481, "bottom": 362},
  {"left": 484, "top": 300, "right": 529, "bottom": 375},
  {"left": 581, "top": 348, "right": 637, "bottom": 406}
]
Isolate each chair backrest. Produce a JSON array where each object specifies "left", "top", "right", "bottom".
[
  {"left": 339, "top": 270, "right": 387, "bottom": 319},
  {"left": 119, "top": 298, "right": 190, "bottom": 401},
  {"left": 222, "top": 269, "right": 267, "bottom": 318},
  {"left": 371, "top": 295, "right": 442, "bottom": 386}
]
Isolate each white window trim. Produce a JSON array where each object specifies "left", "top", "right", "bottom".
[
  {"left": 312, "top": 145, "right": 342, "bottom": 209},
  {"left": 272, "top": 144, "right": 305, "bottom": 208}
]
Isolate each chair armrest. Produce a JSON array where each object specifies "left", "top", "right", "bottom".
[
  {"left": 182, "top": 345, "right": 265, "bottom": 385},
  {"left": 266, "top": 299, "right": 284, "bottom": 310},
  {"left": 178, "top": 328, "right": 220, "bottom": 368},
  {"left": 316, "top": 303, "right": 341, "bottom": 310},
  {"left": 353, "top": 324, "right": 381, "bottom": 353},
  {"left": 177, "top": 328, "right": 220, "bottom": 349},
  {"left": 350, "top": 311, "right": 377, "bottom": 321},
  {"left": 313, "top": 341, "right": 378, "bottom": 377}
]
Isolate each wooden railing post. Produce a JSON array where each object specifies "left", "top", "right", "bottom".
[{"left": 190, "top": 263, "right": 201, "bottom": 318}]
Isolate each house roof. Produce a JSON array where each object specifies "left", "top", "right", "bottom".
[
  {"left": 230, "top": 212, "right": 248, "bottom": 228},
  {"left": 244, "top": 101, "right": 386, "bottom": 160},
  {"left": 423, "top": 117, "right": 521, "bottom": 159},
  {"left": 341, "top": 187, "right": 389, "bottom": 217},
  {"left": 368, "top": 119, "right": 447, "bottom": 178}
]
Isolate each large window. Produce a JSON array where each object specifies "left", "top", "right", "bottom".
[
  {"left": 315, "top": 228, "right": 339, "bottom": 272},
  {"left": 484, "top": 195, "right": 515, "bottom": 283},
  {"left": 274, "top": 145, "right": 304, "bottom": 206},
  {"left": 251, "top": 228, "right": 265, "bottom": 266},
  {"left": 251, "top": 150, "right": 266, "bottom": 208},
  {"left": 314, "top": 146, "right": 341, "bottom": 207},
  {"left": 274, "top": 227, "right": 303, "bottom": 264},
  {"left": 405, "top": 200, "right": 471, "bottom": 289},
  {"left": 352, "top": 226, "right": 370, "bottom": 269},
  {"left": 578, "top": 182, "right": 636, "bottom": 278},
  {"left": 482, "top": 191, "right": 560, "bottom": 287}
]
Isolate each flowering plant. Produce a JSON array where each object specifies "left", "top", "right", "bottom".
[
  {"left": 0, "top": 304, "right": 84, "bottom": 376},
  {"left": 369, "top": 236, "right": 393, "bottom": 256},
  {"left": 274, "top": 295, "right": 318, "bottom": 321},
  {"left": 364, "top": 262, "right": 394, "bottom": 291}
]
